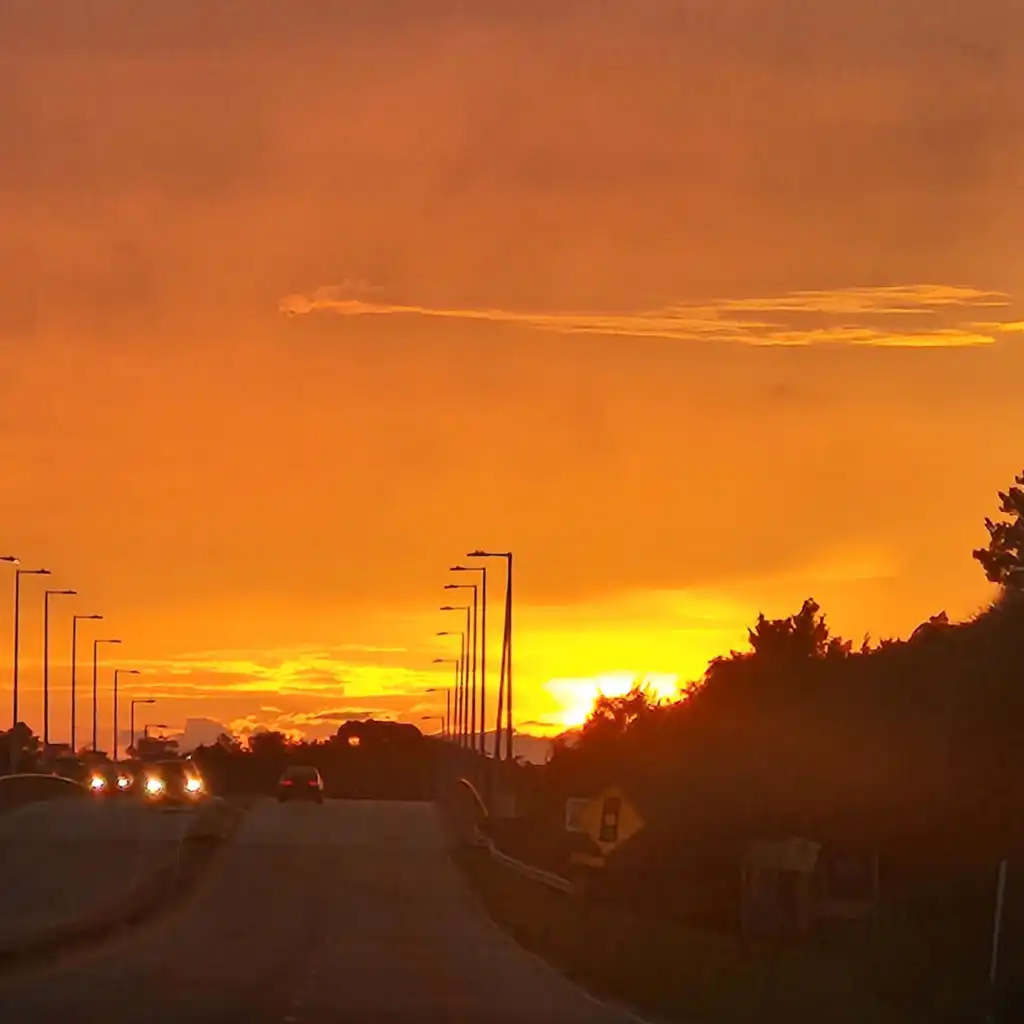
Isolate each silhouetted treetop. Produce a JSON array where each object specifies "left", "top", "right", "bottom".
[
  {"left": 747, "top": 598, "right": 851, "bottom": 662},
  {"left": 247, "top": 730, "right": 289, "bottom": 757},
  {"left": 974, "top": 469, "right": 1024, "bottom": 590},
  {"left": 580, "top": 687, "right": 660, "bottom": 744}
]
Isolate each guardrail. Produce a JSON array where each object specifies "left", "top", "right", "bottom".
[
  {"left": 471, "top": 825, "right": 574, "bottom": 893},
  {"left": 443, "top": 777, "right": 573, "bottom": 894}
]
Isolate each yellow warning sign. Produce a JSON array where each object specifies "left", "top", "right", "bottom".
[{"left": 565, "top": 784, "right": 645, "bottom": 859}]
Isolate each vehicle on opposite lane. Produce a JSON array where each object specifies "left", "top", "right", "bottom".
[
  {"left": 277, "top": 764, "right": 324, "bottom": 803},
  {"left": 138, "top": 759, "right": 209, "bottom": 805},
  {"left": 86, "top": 761, "right": 134, "bottom": 798}
]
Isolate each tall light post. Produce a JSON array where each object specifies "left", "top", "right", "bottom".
[
  {"left": 444, "top": 583, "right": 478, "bottom": 752},
  {"left": 71, "top": 614, "right": 103, "bottom": 753},
  {"left": 13, "top": 566, "right": 51, "bottom": 729},
  {"left": 435, "top": 631, "right": 464, "bottom": 745},
  {"left": 142, "top": 722, "right": 169, "bottom": 744},
  {"left": 43, "top": 588, "right": 76, "bottom": 747},
  {"left": 440, "top": 605, "right": 470, "bottom": 747},
  {"left": 423, "top": 687, "right": 449, "bottom": 738},
  {"left": 2, "top": 555, "right": 19, "bottom": 772},
  {"left": 429, "top": 669, "right": 457, "bottom": 738},
  {"left": 129, "top": 698, "right": 155, "bottom": 755},
  {"left": 421, "top": 715, "right": 445, "bottom": 737},
  {"left": 451, "top": 564, "right": 487, "bottom": 756},
  {"left": 112, "top": 669, "right": 139, "bottom": 761},
  {"left": 92, "top": 638, "right": 121, "bottom": 751},
  {"left": 468, "top": 550, "right": 512, "bottom": 761}
]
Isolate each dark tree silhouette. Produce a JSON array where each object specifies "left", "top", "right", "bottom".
[
  {"left": 248, "top": 730, "right": 289, "bottom": 757},
  {"left": 580, "top": 687, "right": 660, "bottom": 744},
  {"left": 746, "top": 598, "right": 851, "bottom": 662},
  {"left": 974, "top": 469, "right": 1024, "bottom": 589},
  {"left": 187, "top": 719, "right": 437, "bottom": 801}
]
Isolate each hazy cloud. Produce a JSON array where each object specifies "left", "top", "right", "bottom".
[
  {"left": 309, "top": 708, "right": 393, "bottom": 723},
  {"left": 133, "top": 647, "right": 436, "bottom": 698}
]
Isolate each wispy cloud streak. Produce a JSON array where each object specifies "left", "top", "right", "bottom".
[{"left": 279, "top": 284, "right": 1015, "bottom": 348}]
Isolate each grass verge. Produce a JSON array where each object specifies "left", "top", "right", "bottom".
[{"left": 453, "top": 843, "right": 923, "bottom": 1024}]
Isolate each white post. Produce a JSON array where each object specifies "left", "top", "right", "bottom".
[{"left": 988, "top": 858, "right": 1009, "bottom": 1019}]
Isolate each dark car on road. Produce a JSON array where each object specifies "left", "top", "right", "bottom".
[
  {"left": 278, "top": 765, "right": 324, "bottom": 803},
  {"left": 139, "top": 759, "right": 208, "bottom": 805}
]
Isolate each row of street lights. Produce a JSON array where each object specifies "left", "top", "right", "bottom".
[
  {"left": 4, "top": 555, "right": 158, "bottom": 760},
  {"left": 431, "top": 550, "right": 514, "bottom": 762}
]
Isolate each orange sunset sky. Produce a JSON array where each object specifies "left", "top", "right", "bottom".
[{"left": 2, "top": 1, "right": 1023, "bottom": 751}]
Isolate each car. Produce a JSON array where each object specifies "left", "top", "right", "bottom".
[
  {"left": 85, "top": 762, "right": 134, "bottom": 797},
  {"left": 138, "top": 759, "right": 208, "bottom": 804},
  {"left": 278, "top": 765, "right": 324, "bottom": 803}
]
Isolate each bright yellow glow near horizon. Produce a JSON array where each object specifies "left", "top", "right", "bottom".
[{"left": 545, "top": 672, "right": 683, "bottom": 731}]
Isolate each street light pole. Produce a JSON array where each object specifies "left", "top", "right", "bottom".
[
  {"left": 469, "top": 550, "right": 512, "bottom": 761},
  {"left": 71, "top": 614, "right": 103, "bottom": 753},
  {"left": 451, "top": 564, "right": 487, "bottom": 756},
  {"left": 431, "top": 661, "right": 459, "bottom": 739},
  {"left": 440, "top": 606, "right": 470, "bottom": 747},
  {"left": 92, "top": 638, "right": 122, "bottom": 751},
  {"left": 12, "top": 567, "right": 51, "bottom": 729},
  {"left": 129, "top": 698, "right": 155, "bottom": 756},
  {"left": 1, "top": 556, "right": 18, "bottom": 772},
  {"left": 112, "top": 669, "right": 139, "bottom": 761},
  {"left": 43, "top": 588, "right": 76, "bottom": 747},
  {"left": 435, "top": 630, "right": 465, "bottom": 745},
  {"left": 444, "top": 584, "right": 478, "bottom": 752},
  {"left": 143, "top": 722, "right": 168, "bottom": 743}
]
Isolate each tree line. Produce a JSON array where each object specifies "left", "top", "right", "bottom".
[
  {"left": 190, "top": 719, "right": 436, "bottom": 800},
  {"left": 511, "top": 469, "right": 1024, "bottom": 890}
]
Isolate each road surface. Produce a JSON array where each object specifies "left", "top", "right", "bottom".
[
  {"left": 0, "top": 799, "right": 644, "bottom": 1022},
  {"left": 0, "top": 800, "right": 194, "bottom": 947}
]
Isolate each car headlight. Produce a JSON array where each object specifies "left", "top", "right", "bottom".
[
  {"left": 89, "top": 775, "right": 106, "bottom": 791},
  {"left": 145, "top": 776, "right": 165, "bottom": 795},
  {"left": 185, "top": 777, "right": 203, "bottom": 794}
]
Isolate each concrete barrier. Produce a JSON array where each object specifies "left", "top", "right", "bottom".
[{"left": 0, "top": 774, "right": 87, "bottom": 814}]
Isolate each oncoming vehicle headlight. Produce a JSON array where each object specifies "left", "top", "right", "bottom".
[
  {"left": 89, "top": 774, "right": 106, "bottom": 791},
  {"left": 185, "top": 776, "right": 203, "bottom": 794},
  {"left": 116, "top": 775, "right": 131, "bottom": 790},
  {"left": 144, "top": 776, "right": 165, "bottom": 795}
]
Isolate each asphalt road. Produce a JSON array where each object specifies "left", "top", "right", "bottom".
[
  {"left": 0, "top": 799, "right": 646, "bottom": 1023},
  {"left": 0, "top": 800, "right": 194, "bottom": 947}
]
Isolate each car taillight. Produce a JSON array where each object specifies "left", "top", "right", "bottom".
[
  {"left": 281, "top": 780, "right": 293, "bottom": 786},
  {"left": 308, "top": 780, "right": 318, "bottom": 786}
]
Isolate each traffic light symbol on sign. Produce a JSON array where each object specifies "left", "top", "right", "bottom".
[{"left": 598, "top": 796, "right": 621, "bottom": 844}]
